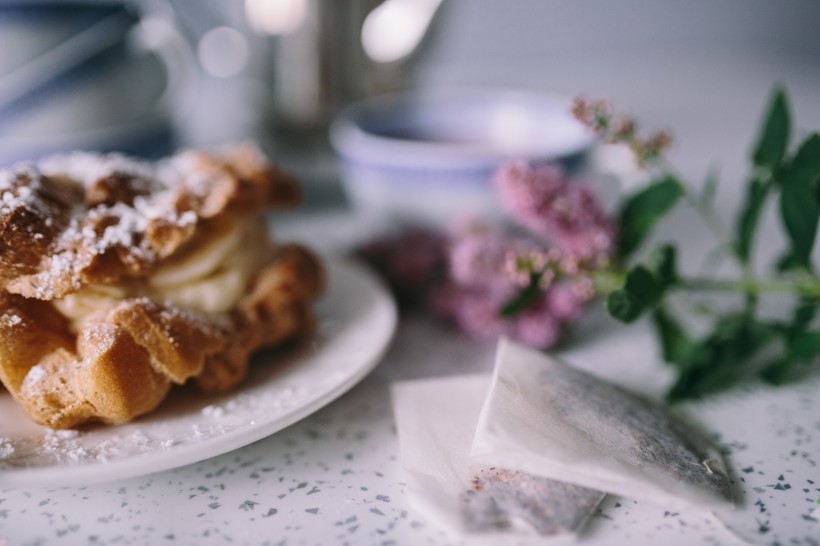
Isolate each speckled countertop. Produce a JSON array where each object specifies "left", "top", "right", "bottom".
[
  {"left": 2, "top": 295, "right": 819, "bottom": 545},
  {"left": 4, "top": 4, "right": 820, "bottom": 541},
  {"left": 4, "top": 112, "right": 820, "bottom": 544}
]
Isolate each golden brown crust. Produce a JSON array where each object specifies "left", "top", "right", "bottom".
[
  {"left": 0, "top": 143, "right": 300, "bottom": 301},
  {"left": 168, "top": 146, "right": 301, "bottom": 218},
  {"left": 196, "top": 245, "right": 324, "bottom": 393},
  {"left": 0, "top": 144, "right": 323, "bottom": 429}
]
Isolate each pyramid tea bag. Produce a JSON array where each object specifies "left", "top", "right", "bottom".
[
  {"left": 471, "top": 338, "right": 734, "bottom": 512},
  {"left": 392, "top": 375, "right": 605, "bottom": 543},
  {"left": 460, "top": 466, "right": 605, "bottom": 537}
]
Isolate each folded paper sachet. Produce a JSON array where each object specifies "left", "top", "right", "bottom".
[
  {"left": 392, "top": 375, "right": 605, "bottom": 543},
  {"left": 471, "top": 338, "right": 735, "bottom": 512}
]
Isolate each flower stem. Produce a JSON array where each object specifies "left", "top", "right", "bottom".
[
  {"left": 591, "top": 269, "right": 628, "bottom": 294},
  {"left": 679, "top": 276, "right": 820, "bottom": 297},
  {"left": 593, "top": 269, "right": 820, "bottom": 298}
]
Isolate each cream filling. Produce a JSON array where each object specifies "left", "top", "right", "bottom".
[{"left": 53, "top": 219, "right": 270, "bottom": 328}]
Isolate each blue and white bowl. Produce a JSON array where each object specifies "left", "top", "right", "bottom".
[{"left": 329, "top": 88, "right": 595, "bottom": 224}]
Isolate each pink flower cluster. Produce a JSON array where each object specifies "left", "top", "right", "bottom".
[
  {"left": 494, "top": 161, "right": 615, "bottom": 265},
  {"left": 430, "top": 221, "right": 597, "bottom": 348},
  {"left": 572, "top": 95, "right": 672, "bottom": 167},
  {"left": 357, "top": 160, "right": 616, "bottom": 349}
]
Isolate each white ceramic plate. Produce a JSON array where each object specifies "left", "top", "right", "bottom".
[{"left": 0, "top": 259, "right": 397, "bottom": 487}]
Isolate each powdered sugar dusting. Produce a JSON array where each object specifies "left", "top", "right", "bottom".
[
  {"left": 3, "top": 428, "right": 158, "bottom": 467},
  {"left": 0, "top": 367, "right": 347, "bottom": 472},
  {"left": 0, "top": 311, "right": 22, "bottom": 327},
  {"left": 23, "top": 364, "right": 46, "bottom": 388},
  {"left": 0, "top": 150, "right": 208, "bottom": 301},
  {"left": 39, "top": 151, "right": 156, "bottom": 189},
  {"left": 0, "top": 167, "right": 52, "bottom": 217},
  {"left": 39, "top": 151, "right": 197, "bottom": 259},
  {"left": 1, "top": 184, "right": 32, "bottom": 211},
  {"left": 0, "top": 436, "right": 15, "bottom": 459}
]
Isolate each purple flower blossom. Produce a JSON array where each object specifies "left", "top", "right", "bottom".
[
  {"left": 356, "top": 225, "right": 447, "bottom": 307},
  {"left": 493, "top": 161, "right": 564, "bottom": 231},
  {"left": 503, "top": 246, "right": 562, "bottom": 287},
  {"left": 572, "top": 95, "right": 673, "bottom": 167},
  {"left": 433, "top": 278, "right": 568, "bottom": 348},
  {"left": 512, "top": 301, "right": 561, "bottom": 348},
  {"left": 356, "top": 158, "right": 615, "bottom": 350},
  {"left": 433, "top": 287, "right": 507, "bottom": 341},
  {"left": 449, "top": 231, "right": 550, "bottom": 295},
  {"left": 449, "top": 233, "right": 509, "bottom": 289},
  {"left": 427, "top": 225, "right": 598, "bottom": 348},
  {"left": 494, "top": 160, "right": 616, "bottom": 264},
  {"left": 430, "top": 284, "right": 561, "bottom": 348},
  {"left": 544, "top": 284, "right": 586, "bottom": 322}
]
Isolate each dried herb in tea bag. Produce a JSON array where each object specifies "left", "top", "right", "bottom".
[
  {"left": 471, "top": 338, "right": 734, "bottom": 512},
  {"left": 461, "top": 467, "right": 604, "bottom": 536},
  {"left": 392, "top": 374, "right": 605, "bottom": 542}
]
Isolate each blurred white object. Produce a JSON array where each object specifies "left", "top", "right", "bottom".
[
  {"left": 0, "top": 2, "right": 196, "bottom": 164},
  {"left": 0, "top": 10, "right": 132, "bottom": 114},
  {"left": 265, "top": 0, "right": 442, "bottom": 130},
  {"left": 245, "top": 0, "right": 307, "bottom": 35},
  {"left": 269, "top": 0, "right": 378, "bottom": 129},
  {"left": 361, "top": 0, "right": 443, "bottom": 63},
  {"left": 197, "top": 26, "right": 250, "bottom": 79},
  {"left": 329, "top": 88, "right": 594, "bottom": 224}
]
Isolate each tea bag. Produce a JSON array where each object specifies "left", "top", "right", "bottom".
[
  {"left": 392, "top": 375, "right": 605, "bottom": 543},
  {"left": 471, "top": 338, "right": 734, "bottom": 512}
]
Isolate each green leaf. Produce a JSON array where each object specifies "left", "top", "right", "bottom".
[
  {"left": 617, "top": 176, "right": 685, "bottom": 259},
  {"left": 652, "top": 306, "right": 692, "bottom": 365},
  {"left": 779, "top": 133, "right": 820, "bottom": 269},
  {"left": 735, "top": 177, "right": 773, "bottom": 264},
  {"left": 788, "top": 330, "right": 820, "bottom": 361},
  {"left": 499, "top": 273, "right": 542, "bottom": 318},
  {"left": 776, "top": 250, "right": 803, "bottom": 272},
  {"left": 791, "top": 296, "right": 818, "bottom": 331},
  {"left": 814, "top": 176, "right": 820, "bottom": 204},
  {"left": 752, "top": 86, "right": 790, "bottom": 171},
  {"left": 606, "top": 265, "right": 663, "bottom": 323},
  {"left": 666, "top": 315, "right": 777, "bottom": 401},
  {"left": 623, "top": 265, "right": 664, "bottom": 301},
  {"left": 647, "top": 244, "right": 678, "bottom": 285},
  {"left": 607, "top": 288, "right": 642, "bottom": 323},
  {"left": 606, "top": 248, "right": 680, "bottom": 324},
  {"left": 762, "top": 315, "right": 820, "bottom": 385},
  {"left": 759, "top": 357, "right": 793, "bottom": 385}
]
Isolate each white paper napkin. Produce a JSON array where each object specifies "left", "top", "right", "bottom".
[{"left": 471, "top": 338, "right": 735, "bottom": 512}]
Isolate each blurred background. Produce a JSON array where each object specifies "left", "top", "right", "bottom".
[{"left": 2, "top": 0, "right": 820, "bottom": 213}]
